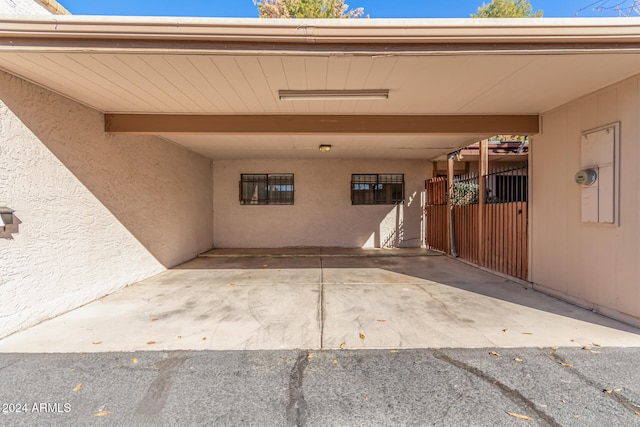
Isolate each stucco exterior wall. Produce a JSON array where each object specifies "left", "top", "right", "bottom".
[
  {"left": 0, "top": 70, "right": 213, "bottom": 338},
  {"left": 0, "top": 0, "right": 53, "bottom": 15},
  {"left": 213, "top": 159, "right": 429, "bottom": 248},
  {"left": 531, "top": 74, "right": 640, "bottom": 326}
]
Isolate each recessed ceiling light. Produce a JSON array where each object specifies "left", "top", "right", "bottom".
[{"left": 279, "top": 90, "right": 389, "bottom": 101}]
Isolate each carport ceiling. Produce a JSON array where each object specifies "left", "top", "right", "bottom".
[{"left": 2, "top": 16, "right": 640, "bottom": 160}]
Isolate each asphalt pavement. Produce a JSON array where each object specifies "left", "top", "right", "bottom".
[{"left": 1, "top": 347, "right": 639, "bottom": 426}]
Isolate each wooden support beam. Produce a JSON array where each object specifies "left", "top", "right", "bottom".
[
  {"left": 478, "top": 138, "right": 488, "bottom": 268},
  {"left": 105, "top": 114, "right": 539, "bottom": 135},
  {"left": 447, "top": 154, "right": 455, "bottom": 255}
]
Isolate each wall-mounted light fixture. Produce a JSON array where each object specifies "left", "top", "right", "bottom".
[
  {"left": 279, "top": 90, "right": 389, "bottom": 101},
  {"left": 0, "top": 207, "right": 14, "bottom": 228},
  {"left": 319, "top": 145, "right": 332, "bottom": 153}
]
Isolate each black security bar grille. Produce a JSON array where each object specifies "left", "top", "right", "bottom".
[
  {"left": 486, "top": 164, "right": 528, "bottom": 203},
  {"left": 351, "top": 174, "right": 404, "bottom": 205},
  {"left": 240, "top": 174, "right": 294, "bottom": 205}
]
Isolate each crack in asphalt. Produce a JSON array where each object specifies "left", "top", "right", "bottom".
[
  {"left": 286, "top": 352, "right": 310, "bottom": 427},
  {"left": 546, "top": 348, "right": 640, "bottom": 417},
  {"left": 0, "top": 359, "right": 19, "bottom": 372},
  {"left": 432, "top": 350, "right": 562, "bottom": 427}
]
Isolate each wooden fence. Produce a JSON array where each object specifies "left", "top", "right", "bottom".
[
  {"left": 483, "top": 201, "right": 528, "bottom": 280},
  {"left": 425, "top": 163, "right": 528, "bottom": 280},
  {"left": 425, "top": 177, "right": 448, "bottom": 253}
]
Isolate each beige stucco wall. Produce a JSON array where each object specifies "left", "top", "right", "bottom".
[
  {"left": 213, "top": 159, "right": 429, "bottom": 248},
  {"left": 0, "top": 70, "right": 213, "bottom": 338},
  {"left": 531, "top": 74, "right": 640, "bottom": 326},
  {"left": 0, "top": 0, "right": 53, "bottom": 15}
]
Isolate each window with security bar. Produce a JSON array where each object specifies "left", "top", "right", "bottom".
[
  {"left": 240, "top": 174, "right": 294, "bottom": 205},
  {"left": 351, "top": 174, "right": 404, "bottom": 205}
]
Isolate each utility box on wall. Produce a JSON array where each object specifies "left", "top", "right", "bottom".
[{"left": 577, "top": 123, "right": 619, "bottom": 224}]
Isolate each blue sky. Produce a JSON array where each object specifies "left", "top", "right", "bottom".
[{"left": 56, "top": 0, "right": 621, "bottom": 18}]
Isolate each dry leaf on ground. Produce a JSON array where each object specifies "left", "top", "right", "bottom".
[
  {"left": 146, "top": 341, "right": 156, "bottom": 345},
  {"left": 489, "top": 351, "right": 500, "bottom": 357},
  {"left": 340, "top": 342, "right": 346, "bottom": 349},
  {"left": 560, "top": 362, "right": 573, "bottom": 367},
  {"left": 72, "top": 384, "right": 82, "bottom": 392},
  {"left": 150, "top": 318, "right": 158, "bottom": 322},
  {"left": 94, "top": 410, "right": 112, "bottom": 417},
  {"left": 332, "top": 359, "right": 338, "bottom": 365},
  {"left": 359, "top": 333, "right": 365, "bottom": 340},
  {"left": 92, "top": 341, "right": 102, "bottom": 345},
  {"left": 507, "top": 412, "right": 533, "bottom": 421},
  {"left": 307, "top": 353, "right": 315, "bottom": 359},
  {"left": 131, "top": 358, "right": 138, "bottom": 364},
  {"left": 514, "top": 358, "right": 523, "bottom": 362}
]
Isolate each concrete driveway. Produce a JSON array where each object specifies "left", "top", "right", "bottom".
[{"left": 1, "top": 248, "right": 639, "bottom": 352}]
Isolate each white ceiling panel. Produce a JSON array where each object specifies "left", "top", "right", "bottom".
[{"left": 2, "top": 51, "right": 639, "bottom": 117}]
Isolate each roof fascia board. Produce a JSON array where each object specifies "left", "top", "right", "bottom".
[
  {"left": 105, "top": 114, "right": 540, "bottom": 135},
  {"left": 2, "top": 39, "right": 640, "bottom": 56},
  {"left": 1, "top": 16, "right": 640, "bottom": 46}
]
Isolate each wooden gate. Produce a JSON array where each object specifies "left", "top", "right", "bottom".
[
  {"left": 425, "top": 163, "right": 528, "bottom": 280},
  {"left": 424, "top": 177, "right": 448, "bottom": 253}
]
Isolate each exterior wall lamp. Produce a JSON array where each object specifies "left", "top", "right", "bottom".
[
  {"left": 0, "top": 207, "right": 14, "bottom": 229},
  {"left": 319, "top": 145, "right": 332, "bottom": 153}
]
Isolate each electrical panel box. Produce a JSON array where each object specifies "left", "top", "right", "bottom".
[{"left": 578, "top": 123, "right": 619, "bottom": 224}]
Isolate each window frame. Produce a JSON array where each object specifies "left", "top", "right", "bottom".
[
  {"left": 239, "top": 173, "right": 294, "bottom": 205},
  {"left": 351, "top": 173, "right": 405, "bottom": 205}
]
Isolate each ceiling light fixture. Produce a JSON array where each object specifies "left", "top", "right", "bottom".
[
  {"left": 279, "top": 90, "right": 389, "bottom": 101},
  {"left": 319, "top": 145, "right": 332, "bottom": 153}
]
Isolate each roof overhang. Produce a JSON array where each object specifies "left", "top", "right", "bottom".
[
  {"left": 1, "top": 15, "right": 639, "bottom": 159},
  {"left": 3, "top": 16, "right": 640, "bottom": 45}
]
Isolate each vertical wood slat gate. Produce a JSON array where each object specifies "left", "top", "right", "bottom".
[
  {"left": 425, "top": 163, "right": 528, "bottom": 281},
  {"left": 424, "top": 177, "right": 448, "bottom": 253}
]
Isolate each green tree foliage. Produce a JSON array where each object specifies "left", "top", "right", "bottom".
[
  {"left": 452, "top": 182, "right": 479, "bottom": 205},
  {"left": 471, "top": 0, "right": 543, "bottom": 18},
  {"left": 255, "top": 0, "right": 364, "bottom": 18}
]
